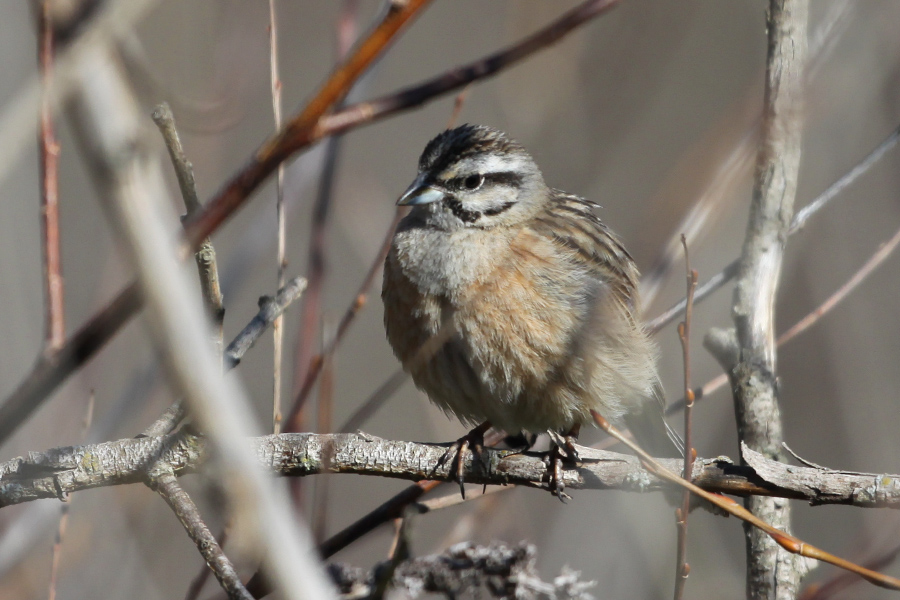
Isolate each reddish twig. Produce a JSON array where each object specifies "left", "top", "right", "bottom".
[
  {"left": 777, "top": 223, "right": 900, "bottom": 347},
  {"left": 663, "top": 220, "right": 900, "bottom": 418},
  {"left": 38, "top": 0, "right": 65, "bottom": 353},
  {"left": 673, "top": 236, "right": 698, "bottom": 600},
  {"left": 312, "top": 319, "right": 337, "bottom": 544},
  {"left": 181, "top": 0, "right": 432, "bottom": 248},
  {"left": 445, "top": 84, "right": 472, "bottom": 129},
  {"left": 591, "top": 411, "right": 900, "bottom": 592},
  {"left": 799, "top": 536, "right": 900, "bottom": 600},
  {"left": 289, "top": 0, "right": 361, "bottom": 437},
  {"left": 287, "top": 210, "right": 402, "bottom": 429}
]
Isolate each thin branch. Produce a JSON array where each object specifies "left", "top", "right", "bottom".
[
  {"left": 148, "top": 470, "right": 251, "bottom": 600},
  {"left": 287, "top": 209, "right": 402, "bottom": 429},
  {"left": 667, "top": 217, "right": 900, "bottom": 417},
  {"left": 289, "top": 0, "right": 360, "bottom": 437},
  {"left": 140, "top": 276, "right": 307, "bottom": 439},
  {"left": 777, "top": 223, "right": 900, "bottom": 346},
  {"left": 647, "top": 120, "right": 900, "bottom": 336},
  {"left": 673, "top": 237, "right": 698, "bottom": 600},
  {"left": 799, "top": 537, "right": 900, "bottom": 600},
  {"left": 184, "top": 528, "right": 229, "bottom": 600},
  {"left": 269, "top": 0, "right": 286, "bottom": 435},
  {"left": 729, "top": 2, "right": 810, "bottom": 596},
  {"left": 151, "top": 102, "right": 225, "bottom": 356},
  {"left": 38, "top": 0, "right": 65, "bottom": 353},
  {"left": 0, "top": 282, "right": 140, "bottom": 446},
  {"left": 225, "top": 277, "right": 308, "bottom": 369},
  {"left": 590, "top": 412, "right": 900, "bottom": 592}
]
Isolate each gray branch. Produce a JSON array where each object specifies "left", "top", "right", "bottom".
[
  {"left": 3, "top": 432, "right": 899, "bottom": 510},
  {"left": 714, "top": 1, "right": 811, "bottom": 598}
]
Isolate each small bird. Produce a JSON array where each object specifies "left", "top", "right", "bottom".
[{"left": 382, "top": 124, "right": 682, "bottom": 498}]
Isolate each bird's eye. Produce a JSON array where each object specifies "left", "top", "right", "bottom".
[{"left": 464, "top": 174, "right": 484, "bottom": 190}]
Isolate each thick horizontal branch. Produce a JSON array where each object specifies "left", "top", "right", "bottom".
[{"left": 1, "top": 432, "right": 898, "bottom": 510}]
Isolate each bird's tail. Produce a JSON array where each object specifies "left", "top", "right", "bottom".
[{"left": 622, "top": 402, "right": 683, "bottom": 458}]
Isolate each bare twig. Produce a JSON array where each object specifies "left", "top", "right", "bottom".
[
  {"left": 151, "top": 102, "right": 225, "bottom": 355},
  {"left": 140, "top": 276, "right": 307, "bottom": 439},
  {"left": 445, "top": 85, "right": 472, "bottom": 129},
  {"left": 673, "top": 237, "right": 698, "bottom": 600},
  {"left": 777, "top": 223, "right": 900, "bottom": 346},
  {"left": 0, "top": 281, "right": 140, "bottom": 445},
  {"left": 799, "top": 537, "right": 900, "bottom": 600},
  {"left": 149, "top": 470, "right": 251, "bottom": 600},
  {"left": 38, "top": 0, "right": 65, "bottom": 353},
  {"left": 647, "top": 120, "right": 900, "bottom": 336},
  {"left": 289, "top": 0, "right": 360, "bottom": 437},
  {"left": 312, "top": 319, "right": 336, "bottom": 544},
  {"left": 591, "top": 412, "right": 900, "bottom": 592},
  {"left": 269, "top": 0, "right": 287, "bottom": 434},
  {"left": 287, "top": 209, "right": 402, "bottom": 429},
  {"left": 225, "top": 277, "right": 308, "bottom": 370},
  {"left": 666, "top": 218, "right": 900, "bottom": 418}
]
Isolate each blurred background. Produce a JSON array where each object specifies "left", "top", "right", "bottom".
[{"left": 0, "top": 0, "right": 899, "bottom": 598}]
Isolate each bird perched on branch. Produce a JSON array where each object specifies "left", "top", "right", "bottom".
[{"left": 383, "top": 124, "right": 682, "bottom": 498}]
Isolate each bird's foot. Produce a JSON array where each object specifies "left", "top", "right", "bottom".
[
  {"left": 435, "top": 421, "right": 491, "bottom": 499},
  {"left": 546, "top": 428, "right": 582, "bottom": 502}
]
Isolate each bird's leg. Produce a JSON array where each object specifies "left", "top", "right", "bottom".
[
  {"left": 435, "top": 421, "right": 491, "bottom": 499},
  {"left": 546, "top": 424, "right": 581, "bottom": 501}
]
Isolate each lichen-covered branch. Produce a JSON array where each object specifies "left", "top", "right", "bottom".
[
  {"left": 3, "top": 432, "right": 899, "bottom": 510},
  {"left": 712, "top": 1, "right": 811, "bottom": 598}
]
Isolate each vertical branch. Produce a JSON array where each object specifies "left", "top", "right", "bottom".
[
  {"left": 38, "top": 1, "right": 65, "bottom": 353},
  {"left": 716, "top": 1, "right": 810, "bottom": 598},
  {"left": 673, "top": 236, "right": 697, "bottom": 600},
  {"left": 269, "top": 0, "right": 287, "bottom": 434},
  {"left": 47, "top": 391, "right": 93, "bottom": 600},
  {"left": 290, "top": 0, "right": 360, "bottom": 432}
]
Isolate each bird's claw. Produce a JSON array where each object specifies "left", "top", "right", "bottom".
[{"left": 435, "top": 424, "right": 488, "bottom": 499}]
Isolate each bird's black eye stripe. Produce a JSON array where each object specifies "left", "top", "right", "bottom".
[{"left": 444, "top": 171, "right": 523, "bottom": 191}]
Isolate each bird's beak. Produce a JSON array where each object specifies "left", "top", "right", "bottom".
[{"left": 397, "top": 174, "right": 445, "bottom": 206}]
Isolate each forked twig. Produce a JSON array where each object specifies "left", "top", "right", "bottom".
[{"left": 591, "top": 411, "right": 900, "bottom": 592}]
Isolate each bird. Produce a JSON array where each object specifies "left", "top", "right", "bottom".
[{"left": 382, "top": 124, "right": 682, "bottom": 498}]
